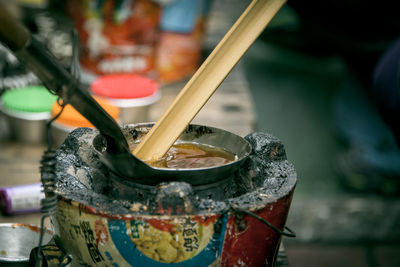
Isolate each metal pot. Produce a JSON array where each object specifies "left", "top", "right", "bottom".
[{"left": 0, "top": 223, "right": 52, "bottom": 266}]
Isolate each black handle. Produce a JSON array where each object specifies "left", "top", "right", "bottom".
[
  {"left": 0, "top": 3, "right": 30, "bottom": 51},
  {"left": 0, "top": 3, "right": 130, "bottom": 154}
]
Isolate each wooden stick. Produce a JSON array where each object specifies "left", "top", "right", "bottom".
[{"left": 134, "top": 0, "right": 287, "bottom": 161}]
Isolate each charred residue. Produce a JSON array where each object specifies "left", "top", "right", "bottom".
[
  {"left": 184, "top": 125, "right": 214, "bottom": 139},
  {"left": 54, "top": 127, "right": 296, "bottom": 216}
]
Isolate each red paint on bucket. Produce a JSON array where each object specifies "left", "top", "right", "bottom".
[{"left": 221, "top": 189, "right": 295, "bottom": 266}]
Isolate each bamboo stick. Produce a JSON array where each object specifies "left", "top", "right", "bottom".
[{"left": 134, "top": 0, "right": 287, "bottom": 161}]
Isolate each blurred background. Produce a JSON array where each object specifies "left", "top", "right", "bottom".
[
  {"left": 0, "top": 0, "right": 399, "bottom": 266},
  {"left": 240, "top": 0, "right": 400, "bottom": 266}
]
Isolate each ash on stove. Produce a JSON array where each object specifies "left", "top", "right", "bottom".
[{"left": 54, "top": 127, "right": 296, "bottom": 215}]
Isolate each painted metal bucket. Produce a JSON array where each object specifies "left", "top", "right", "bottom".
[
  {"left": 54, "top": 199, "right": 226, "bottom": 266},
  {"left": 50, "top": 125, "right": 296, "bottom": 266}
]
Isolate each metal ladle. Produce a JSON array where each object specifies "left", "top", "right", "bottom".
[
  {"left": 0, "top": 0, "right": 285, "bottom": 185},
  {"left": 0, "top": 5, "right": 158, "bottom": 180}
]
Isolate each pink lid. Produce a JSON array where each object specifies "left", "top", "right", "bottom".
[{"left": 91, "top": 74, "right": 159, "bottom": 99}]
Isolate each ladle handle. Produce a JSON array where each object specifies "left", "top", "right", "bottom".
[
  {"left": 0, "top": 4, "right": 29, "bottom": 51},
  {"left": 134, "top": 0, "right": 287, "bottom": 161}
]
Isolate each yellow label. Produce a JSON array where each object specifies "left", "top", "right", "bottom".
[{"left": 126, "top": 218, "right": 214, "bottom": 263}]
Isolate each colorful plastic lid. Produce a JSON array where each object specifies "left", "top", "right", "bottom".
[
  {"left": 1, "top": 86, "right": 57, "bottom": 113},
  {"left": 52, "top": 97, "right": 119, "bottom": 128},
  {"left": 90, "top": 74, "right": 159, "bottom": 99}
]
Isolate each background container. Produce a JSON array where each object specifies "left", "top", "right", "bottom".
[
  {"left": 90, "top": 74, "right": 160, "bottom": 124},
  {"left": 0, "top": 183, "right": 44, "bottom": 215},
  {"left": 156, "top": 0, "right": 212, "bottom": 84},
  {"left": 0, "top": 86, "right": 57, "bottom": 144},
  {"left": 66, "top": 0, "right": 161, "bottom": 78},
  {"left": 50, "top": 97, "right": 119, "bottom": 147}
]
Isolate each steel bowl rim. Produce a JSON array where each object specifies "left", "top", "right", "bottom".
[
  {"left": 123, "top": 122, "right": 252, "bottom": 173},
  {"left": 0, "top": 223, "right": 53, "bottom": 263}
]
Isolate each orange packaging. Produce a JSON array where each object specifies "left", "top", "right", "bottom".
[
  {"left": 156, "top": 0, "right": 212, "bottom": 84},
  {"left": 156, "top": 19, "right": 206, "bottom": 84},
  {"left": 67, "top": 0, "right": 161, "bottom": 77}
]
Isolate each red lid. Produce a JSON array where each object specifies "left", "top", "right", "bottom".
[{"left": 91, "top": 74, "right": 159, "bottom": 99}]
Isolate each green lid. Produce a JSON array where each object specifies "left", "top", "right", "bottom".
[{"left": 1, "top": 86, "right": 57, "bottom": 113}]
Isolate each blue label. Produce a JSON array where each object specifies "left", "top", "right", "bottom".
[
  {"left": 108, "top": 215, "right": 227, "bottom": 266},
  {"left": 161, "top": 0, "right": 201, "bottom": 33}
]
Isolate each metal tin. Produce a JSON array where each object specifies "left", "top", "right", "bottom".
[
  {"left": 0, "top": 106, "right": 50, "bottom": 144},
  {"left": 222, "top": 192, "right": 295, "bottom": 266},
  {"left": 156, "top": 0, "right": 212, "bottom": 84},
  {"left": 51, "top": 126, "right": 296, "bottom": 266},
  {"left": 54, "top": 199, "right": 226, "bottom": 266},
  {"left": 50, "top": 96, "right": 120, "bottom": 148},
  {"left": 0, "top": 86, "right": 57, "bottom": 144},
  {"left": 53, "top": 191, "right": 294, "bottom": 266},
  {"left": 66, "top": 0, "right": 161, "bottom": 77},
  {"left": 0, "top": 223, "right": 52, "bottom": 266},
  {"left": 101, "top": 91, "right": 161, "bottom": 124},
  {"left": 91, "top": 75, "right": 161, "bottom": 125}
]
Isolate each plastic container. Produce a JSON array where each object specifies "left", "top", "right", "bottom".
[
  {"left": 0, "top": 86, "right": 57, "bottom": 144},
  {"left": 156, "top": 0, "right": 212, "bottom": 83},
  {"left": 66, "top": 0, "right": 161, "bottom": 78},
  {"left": 91, "top": 74, "right": 160, "bottom": 124},
  {"left": 50, "top": 97, "right": 119, "bottom": 147}
]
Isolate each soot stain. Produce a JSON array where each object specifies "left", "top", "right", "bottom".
[{"left": 53, "top": 127, "right": 296, "bottom": 215}]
